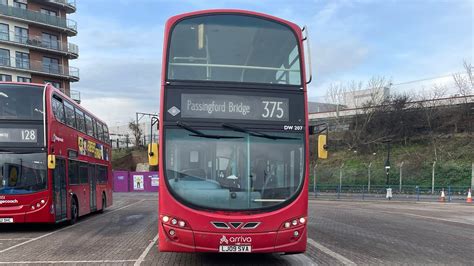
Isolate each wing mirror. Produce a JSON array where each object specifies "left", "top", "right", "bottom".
[
  {"left": 148, "top": 143, "right": 159, "bottom": 166},
  {"left": 48, "top": 154, "right": 56, "bottom": 169}
]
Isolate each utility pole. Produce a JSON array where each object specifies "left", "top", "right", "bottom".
[
  {"left": 432, "top": 161, "right": 437, "bottom": 194},
  {"left": 368, "top": 162, "right": 372, "bottom": 193},
  {"left": 471, "top": 162, "right": 473, "bottom": 189},
  {"left": 385, "top": 142, "right": 391, "bottom": 187},
  {"left": 339, "top": 163, "right": 344, "bottom": 193},
  {"left": 399, "top": 161, "right": 404, "bottom": 192}
]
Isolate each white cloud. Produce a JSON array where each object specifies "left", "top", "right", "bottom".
[{"left": 80, "top": 96, "right": 157, "bottom": 125}]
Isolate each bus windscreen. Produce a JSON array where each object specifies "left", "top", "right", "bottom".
[
  {"left": 0, "top": 85, "right": 44, "bottom": 121},
  {"left": 168, "top": 14, "right": 301, "bottom": 85},
  {"left": 0, "top": 152, "right": 47, "bottom": 195}
]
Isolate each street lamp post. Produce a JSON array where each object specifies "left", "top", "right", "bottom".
[
  {"left": 399, "top": 161, "right": 404, "bottom": 192},
  {"left": 385, "top": 142, "right": 391, "bottom": 187}
]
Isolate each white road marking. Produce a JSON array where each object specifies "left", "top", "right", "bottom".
[
  {"left": 0, "top": 199, "right": 146, "bottom": 254},
  {"left": 0, "top": 260, "right": 136, "bottom": 264},
  {"left": 0, "top": 238, "right": 33, "bottom": 241},
  {"left": 134, "top": 234, "right": 159, "bottom": 266},
  {"left": 307, "top": 238, "right": 356, "bottom": 265}
]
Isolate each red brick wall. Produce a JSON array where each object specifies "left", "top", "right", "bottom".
[{"left": 28, "top": 1, "right": 67, "bottom": 19}]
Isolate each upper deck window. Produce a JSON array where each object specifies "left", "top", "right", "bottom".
[
  {"left": 0, "top": 84, "right": 44, "bottom": 121},
  {"left": 168, "top": 14, "right": 301, "bottom": 85}
]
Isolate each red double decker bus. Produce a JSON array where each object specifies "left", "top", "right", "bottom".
[
  {"left": 0, "top": 82, "right": 113, "bottom": 224},
  {"left": 149, "top": 10, "right": 326, "bottom": 253}
]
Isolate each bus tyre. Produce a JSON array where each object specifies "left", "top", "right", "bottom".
[{"left": 69, "top": 198, "right": 78, "bottom": 225}]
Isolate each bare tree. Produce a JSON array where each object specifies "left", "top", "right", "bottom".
[
  {"left": 128, "top": 121, "right": 143, "bottom": 147},
  {"left": 324, "top": 76, "right": 393, "bottom": 151},
  {"left": 453, "top": 61, "right": 473, "bottom": 102}
]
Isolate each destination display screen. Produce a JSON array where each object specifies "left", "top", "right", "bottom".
[
  {"left": 0, "top": 128, "right": 39, "bottom": 143},
  {"left": 180, "top": 94, "right": 290, "bottom": 121}
]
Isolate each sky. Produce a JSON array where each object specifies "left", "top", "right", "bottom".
[{"left": 69, "top": 0, "right": 473, "bottom": 125}]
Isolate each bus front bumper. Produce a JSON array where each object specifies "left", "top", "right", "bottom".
[
  {"left": 0, "top": 202, "right": 53, "bottom": 223},
  {"left": 159, "top": 223, "right": 307, "bottom": 253}
]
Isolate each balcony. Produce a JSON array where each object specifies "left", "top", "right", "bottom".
[
  {"left": 31, "top": 0, "right": 77, "bottom": 14},
  {"left": 0, "top": 4, "right": 77, "bottom": 36},
  {"left": 0, "top": 56, "right": 79, "bottom": 81},
  {"left": 0, "top": 31, "right": 78, "bottom": 59},
  {"left": 70, "top": 89, "right": 80, "bottom": 104}
]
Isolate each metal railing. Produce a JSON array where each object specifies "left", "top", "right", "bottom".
[
  {"left": 0, "top": 56, "right": 79, "bottom": 80},
  {"left": 0, "top": 31, "right": 78, "bottom": 56},
  {"left": 70, "top": 89, "right": 80, "bottom": 103},
  {"left": 0, "top": 4, "right": 77, "bottom": 33},
  {"left": 46, "top": 0, "right": 76, "bottom": 9},
  {"left": 309, "top": 184, "right": 471, "bottom": 202}
]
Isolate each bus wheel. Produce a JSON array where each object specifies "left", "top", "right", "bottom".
[
  {"left": 69, "top": 198, "right": 78, "bottom": 225},
  {"left": 99, "top": 194, "right": 106, "bottom": 213}
]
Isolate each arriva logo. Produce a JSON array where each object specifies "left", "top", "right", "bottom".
[
  {"left": 220, "top": 236, "right": 229, "bottom": 245},
  {"left": 220, "top": 235, "right": 252, "bottom": 244}
]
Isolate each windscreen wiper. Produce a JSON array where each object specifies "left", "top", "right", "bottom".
[
  {"left": 222, "top": 123, "right": 299, "bottom": 140},
  {"left": 176, "top": 121, "right": 243, "bottom": 139}
]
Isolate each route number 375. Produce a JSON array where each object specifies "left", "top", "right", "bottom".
[{"left": 262, "top": 101, "right": 284, "bottom": 119}]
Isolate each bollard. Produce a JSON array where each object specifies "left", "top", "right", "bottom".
[
  {"left": 337, "top": 185, "right": 340, "bottom": 199},
  {"left": 362, "top": 185, "right": 365, "bottom": 200},
  {"left": 386, "top": 187, "right": 393, "bottom": 200},
  {"left": 416, "top": 186, "right": 420, "bottom": 201}
]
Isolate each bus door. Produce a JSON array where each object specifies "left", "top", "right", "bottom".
[
  {"left": 89, "top": 164, "right": 97, "bottom": 211},
  {"left": 53, "top": 158, "right": 67, "bottom": 221}
]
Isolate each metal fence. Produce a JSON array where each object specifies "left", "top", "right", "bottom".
[{"left": 308, "top": 184, "right": 471, "bottom": 202}]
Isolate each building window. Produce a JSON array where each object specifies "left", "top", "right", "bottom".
[
  {"left": 13, "top": 0, "right": 27, "bottom": 9},
  {"left": 0, "top": 0, "right": 7, "bottom": 6},
  {"left": 0, "top": 74, "right": 12, "bottom": 81},
  {"left": 44, "top": 80, "right": 62, "bottom": 90},
  {"left": 0, "top": 49, "right": 10, "bottom": 66},
  {"left": 0, "top": 24, "right": 9, "bottom": 41},
  {"left": 42, "top": 57, "right": 60, "bottom": 74},
  {"left": 17, "top": 76, "right": 31, "bottom": 82},
  {"left": 14, "top": 27, "right": 28, "bottom": 44},
  {"left": 42, "top": 33, "right": 59, "bottom": 50},
  {"left": 15, "top": 51, "right": 29, "bottom": 69},
  {"left": 41, "top": 8, "right": 58, "bottom": 17}
]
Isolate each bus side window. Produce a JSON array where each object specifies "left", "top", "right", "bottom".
[
  {"left": 103, "top": 125, "right": 109, "bottom": 143},
  {"left": 84, "top": 114, "right": 93, "bottom": 136},
  {"left": 93, "top": 120, "right": 99, "bottom": 140},
  {"left": 68, "top": 160, "right": 79, "bottom": 185},
  {"left": 52, "top": 96, "right": 65, "bottom": 123},
  {"left": 64, "top": 101, "right": 76, "bottom": 128},
  {"left": 75, "top": 109, "right": 86, "bottom": 133},
  {"left": 79, "top": 162, "right": 88, "bottom": 184},
  {"left": 97, "top": 123, "right": 104, "bottom": 142},
  {"left": 96, "top": 165, "right": 107, "bottom": 183}
]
